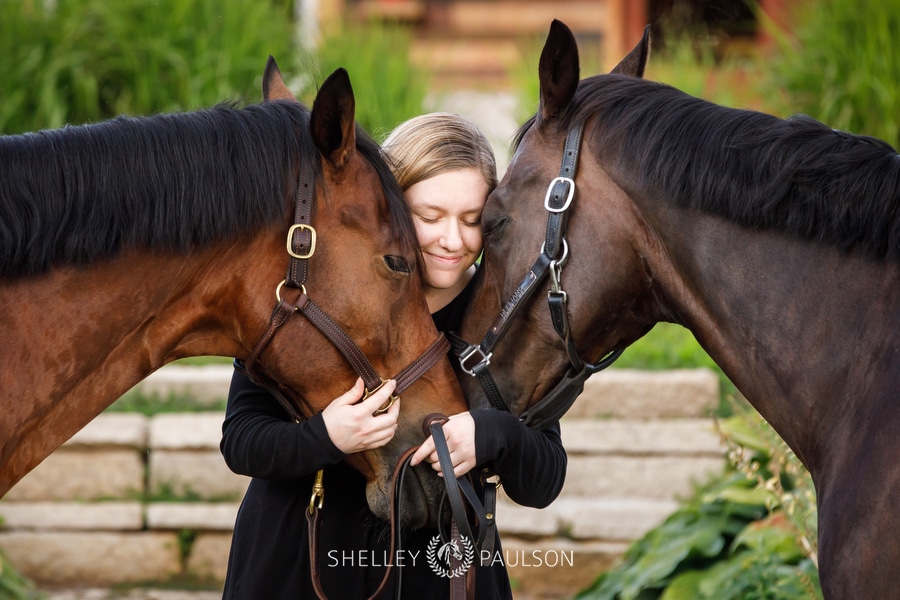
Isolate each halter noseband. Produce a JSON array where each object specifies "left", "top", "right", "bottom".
[
  {"left": 236, "top": 157, "right": 450, "bottom": 422},
  {"left": 449, "top": 120, "right": 623, "bottom": 429}
]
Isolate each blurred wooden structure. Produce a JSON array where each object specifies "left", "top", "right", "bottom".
[
  {"left": 309, "top": 0, "right": 792, "bottom": 91},
  {"left": 317, "top": 0, "right": 649, "bottom": 88}
]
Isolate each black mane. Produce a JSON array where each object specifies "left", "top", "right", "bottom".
[
  {"left": 521, "top": 74, "right": 900, "bottom": 261},
  {"left": 0, "top": 100, "right": 412, "bottom": 278}
]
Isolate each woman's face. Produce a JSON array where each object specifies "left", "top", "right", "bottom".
[{"left": 405, "top": 167, "right": 488, "bottom": 294}]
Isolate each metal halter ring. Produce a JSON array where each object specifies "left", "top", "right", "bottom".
[
  {"left": 540, "top": 238, "right": 569, "bottom": 266},
  {"left": 365, "top": 378, "right": 400, "bottom": 416},
  {"left": 275, "top": 279, "right": 307, "bottom": 303}
]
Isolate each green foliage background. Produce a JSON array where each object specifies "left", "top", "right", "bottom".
[
  {"left": 0, "top": 0, "right": 296, "bottom": 133},
  {"left": 0, "top": 0, "right": 425, "bottom": 137},
  {"left": 297, "top": 20, "right": 429, "bottom": 138},
  {"left": 766, "top": 0, "right": 900, "bottom": 149}
]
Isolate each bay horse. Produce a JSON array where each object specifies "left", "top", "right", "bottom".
[
  {"left": 457, "top": 20, "right": 900, "bottom": 598},
  {"left": 0, "top": 59, "right": 467, "bottom": 528}
]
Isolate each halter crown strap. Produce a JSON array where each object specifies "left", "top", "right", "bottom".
[
  {"left": 286, "top": 159, "right": 316, "bottom": 288},
  {"left": 543, "top": 121, "right": 584, "bottom": 259}
]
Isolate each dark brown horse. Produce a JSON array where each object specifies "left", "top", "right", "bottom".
[
  {"left": 458, "top": 20, "right": 900, "bottom": 598},
  {"left": 0, "top": 60, "right": 466, "bottom": 527}
]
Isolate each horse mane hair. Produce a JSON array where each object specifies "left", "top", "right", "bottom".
[
  {"left": 519, "top": 74, "right": 900, "bottom": 261},
  {"left": 0, "top": 100, "right": 413, "bottom": 278}
]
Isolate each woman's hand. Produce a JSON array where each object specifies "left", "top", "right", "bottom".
[
  {"left": 410, "top": 412, "right": 476, "bottom": 478},
  {"left": 321, "top": 378, "right": 399, "bottom": 454}
]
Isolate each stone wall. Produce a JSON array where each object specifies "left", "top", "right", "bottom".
[{"left": 0, "top": 366, "right": 725, "bottom": 598}]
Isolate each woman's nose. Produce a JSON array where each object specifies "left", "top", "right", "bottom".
[{"left": 439, "top": 220, "right": 463, "bottom": 251}]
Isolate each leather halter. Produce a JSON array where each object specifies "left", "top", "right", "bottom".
[
  {"left": 236, "top": 157, "right": 451, "bottom": 422},
  {"left": 449, "top": 121, "right": 623, "bottom": 429}
]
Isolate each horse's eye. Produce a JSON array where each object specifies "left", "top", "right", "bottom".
[
  {"left": 483, "top": 216, "right": 509, "bottom": 240},
  {"left": 384, "top": 255, "right": 411, "bottom": 274}
]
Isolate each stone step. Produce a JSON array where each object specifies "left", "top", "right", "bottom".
[
  {"left": 3, "top": 448, "right": 145, "bottom": 502},
  {"left": 149, "top": 413, "right": 225, "bottom": 450},
  {"left": 563, "top": 454, "right": 723, "bottom": 499},
  {"left": 569, "top": 368, "right": 720, "bottom": 419},
  {"left": 64, "top": 413, "right": 148, "bottom": 448},
  {"left": 496, "top": 495, "right": 679, "bottom": 542},
  {"left": 131, "top": 364, "right": 233, "bottom": 406},
  {"left": 561, "top": 418, "right": 723, "bottom": 456},
  {"left": 0, "top": 502, "right": 144, "bottom": 531},
  {"left": 0, "top": 501, "right": 240, "bottom": 533},
  {"left": 146, "top": 503, "right": 239, "bottom": 531},
  {"left": 0, "top": 531, "right": 181, "bottom": 586},
  {"left": 148, "top": 450, "right": 248, "bottom": 500}
]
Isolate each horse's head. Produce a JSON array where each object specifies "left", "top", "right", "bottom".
[
  {"left": 438, "top": 540, "right": 464, "bottom": 562},
  {"left": 458, "top": 21, "right": 658, "bottom": 419},
  {"left": 239, "top": 59, "right": 467, "bottom": 527}
]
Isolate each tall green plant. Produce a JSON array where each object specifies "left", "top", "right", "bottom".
[
  {"left": 0, "top": 0, "right": 297, "bottom": 133},
  {"left": 765, "top": 0, "right": 900, "bottom": 148},
  {"left": 297, "top": 20, "right": 428, "bottom": 138}
]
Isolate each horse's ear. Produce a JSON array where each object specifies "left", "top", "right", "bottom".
[
  {"left": 538, "top": 19, "right": 580, "bottom": 124},
  {"left": 263, "top": 55, "right": 297, "bottom": 102},
  {"left": 310, "top": 68, "right": 356, "bottom": 169},
  {"left": 611, "top": 25, "right": 652, "bottom": 78}
]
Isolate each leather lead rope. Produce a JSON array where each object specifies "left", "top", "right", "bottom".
[
  {"left": 308, "top": 416, "right": 487, "bottom": 600},
  {"left": 307, "top": 446, "right": 419, "bottom": 600}
]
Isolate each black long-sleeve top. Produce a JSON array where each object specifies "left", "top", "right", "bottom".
[{"left": 220, "top": 279, "right": 567, "bottom": 599}]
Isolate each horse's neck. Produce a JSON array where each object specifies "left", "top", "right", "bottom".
[
  {"left": 652, "top": 209, "right": 900, "bottom": 468},
  {"left": 0, "top": 240, "right": 277, "bottom": 495}
]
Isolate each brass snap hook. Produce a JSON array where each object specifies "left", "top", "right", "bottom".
[{"left": 365, "top": 378, "right": 399, "bottom": 416}]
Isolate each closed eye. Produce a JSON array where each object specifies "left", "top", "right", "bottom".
[
  {"left": 384, "top": 254, "right": 412, "bottom": 274},
  {"left": 482, "top": 216, "right": 509, "bottom": 240}
]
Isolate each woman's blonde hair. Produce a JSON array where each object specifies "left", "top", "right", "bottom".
[{"left": 381, "top": 112, "right": 497, "bottom": 193}]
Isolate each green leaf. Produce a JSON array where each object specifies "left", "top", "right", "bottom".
[
  {"left": 660, "top": 570, "right": 705, "bottom": 600},
  {"left": 732, "top": 515, "right": 804, "bottom": 562}
]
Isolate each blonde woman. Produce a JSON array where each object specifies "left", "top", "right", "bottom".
[{"left": 221, "top": 113, "right": 566, "bottom": 599}]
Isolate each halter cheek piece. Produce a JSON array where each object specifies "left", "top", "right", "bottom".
[{"left": 449, "top": 121, "right": 624, "bottom": 429}]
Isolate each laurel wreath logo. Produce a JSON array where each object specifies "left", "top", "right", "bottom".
[{"left": 426, "top": 534, "right": 474, "bottom": 578}]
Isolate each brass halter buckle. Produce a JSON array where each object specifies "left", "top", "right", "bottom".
[
  {"left": 365, "top": 378, "right": 400, "bottom": 416},
  {"left": 286, "top": 223, "right": 317, "bottom": 259}
]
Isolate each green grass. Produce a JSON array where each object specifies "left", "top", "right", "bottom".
[
  {"left": 171, "top": 356, "right": 232, "bottom": 366},
  {"left": 106, "top": 389, "right": 226, "bottom": 415}
]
